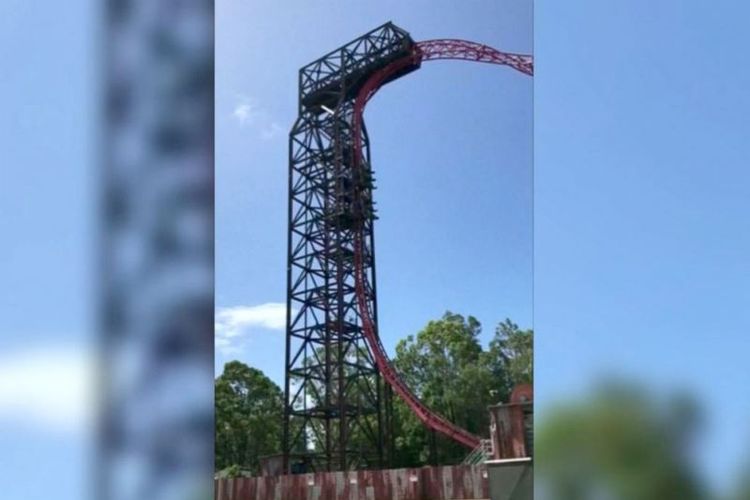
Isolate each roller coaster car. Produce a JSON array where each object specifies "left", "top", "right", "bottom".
[
  {"left": 330, "top": 247, "right": 355, "bottom": 262},
  {"left": 328, "top": 196, "right": 378, "bottom": 229},
  {"left": 335, "top": 172, "right": 352, "bottom": 188},
  {"left": 325, "top": 320, "right": 359, "bottom": 334},
  {"left": 354, "top": 169, "right": 376, "bottom": 190},
  {"left": 328, "top": 211, "right": 362, "bottom": 230},
  {"left": 336, "top": 193, "right": 353, "bottom": 207}
]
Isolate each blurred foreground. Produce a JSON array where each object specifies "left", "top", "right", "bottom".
[
  {"left": 97, "top": 1, "right": 214, "bottom": 499},
  {"left": 2, "top": 1, "right": 750, "bottom": 500},
  {"left": 537, "top": 380, "right": 749, "bottom": 500}
]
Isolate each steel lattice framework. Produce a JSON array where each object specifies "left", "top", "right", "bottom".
[
  {"left": 284, "top": 22, "right": 532, "bottom": 473},
  {"left": 284, "top": 22, "right": 418, "bottom": 473}
]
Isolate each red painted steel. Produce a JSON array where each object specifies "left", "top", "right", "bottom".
[
  {"left": 510, "top": 383, "right": 533, "bottom": 404},
  {"left": 489, "top": 385, "right": 533, "bottom": 459},
  {"left": 416, "top": 39, "right": 533, "bottom": 75},
  {"left": 215, "top": 464, "right": 489, "bottom": 500},
  {"left": 510, "top": 384, "right": 533, "bottom": 457},
  {"left": 349, "top": 40, "right": 533, "bottom": 451}
]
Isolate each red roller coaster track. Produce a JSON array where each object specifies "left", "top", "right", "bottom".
[{"left": 350, "top": 40, "right": 533, "bottom": 450}]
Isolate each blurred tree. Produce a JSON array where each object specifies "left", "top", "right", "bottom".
[
  {"left": 735, "top": 457, "right": 750, "bottom": 500},
  {"left": 536, "top": 382, "right": 707, "bottom": 500},
  {"left": 215, "top": 361, "right": 283, "bottom": 473}
]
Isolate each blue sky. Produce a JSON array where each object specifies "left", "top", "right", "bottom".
[
  {"left": 215, "top": 0, "right": 533, "bottom": 387},
  {"left": 0, "top": 0, "right": 94, "bottom": 499},
  {"left": 536, "top": 0, "right": 750, "bottom": 491},
  {"left": 214, "top": 0, "right": 750, "bottom": 492},
  {"left": 2, "top": 0, "right": 750, "bottom": 497}
]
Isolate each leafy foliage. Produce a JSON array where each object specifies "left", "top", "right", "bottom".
[
  {"left": 489, "top": 318, "right": 533, "bottom": 386},
  {"left": 213, "top": 313, "right": 533, "bottom": 471},
  {"left": 390, "top": 312, "right": 533, "bottom": 466},
  {"left": 215, "top": 361, "right": 283, "bottom": 473}
]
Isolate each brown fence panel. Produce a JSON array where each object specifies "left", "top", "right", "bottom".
[{"left": 215, "top": 464, "right": 489, "bottom": 500}]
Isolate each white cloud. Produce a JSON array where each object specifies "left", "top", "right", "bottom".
[
  {"left": 231, "top": 94, "right": 284, "bottom": 140},
  {"left": 215, "top": 302, "right": 292, "bottom": 355},
  {"left": 261, "top": 122, "right": 283, "bottom": 141},
  {"left": 0, "top": 345, "right": 93, "bottom": 434},
  {"left": 215, "top": 335, "right": 241, "bottom": 356},
  {"left": 232, "top": 102, "right": 255, "bottom": 125}
]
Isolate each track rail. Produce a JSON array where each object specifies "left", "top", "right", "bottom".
[{"left": 350, "top": 40, "right": 533, "bottom": 450}]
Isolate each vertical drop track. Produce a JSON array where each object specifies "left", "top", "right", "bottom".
[{"left": 348, "top": 40, "right": 532, "bottom": 450}]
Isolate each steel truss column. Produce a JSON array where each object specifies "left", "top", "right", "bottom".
[{"left": 283, "top": 22, "right": 419, "bottom": 473}]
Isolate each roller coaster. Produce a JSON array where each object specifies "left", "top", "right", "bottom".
[{"left": 284, "top": 22, "right": 532, "bottom": 471}]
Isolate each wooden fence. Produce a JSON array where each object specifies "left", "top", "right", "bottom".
[{"left": 215, "top": 464, "right": 489, "bottom": 500}]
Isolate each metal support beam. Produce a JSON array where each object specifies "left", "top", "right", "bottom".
[{"left": 283, "top": 22, "right": 417, "bottom": 473}]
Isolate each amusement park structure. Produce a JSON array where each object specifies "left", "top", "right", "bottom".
[{"left": 283, "top": 22, "right": 532, "bottom": 473}]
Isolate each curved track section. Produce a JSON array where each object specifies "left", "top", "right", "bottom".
[{"left": 350, "top": 40, "right": 533, "bottom": 450}]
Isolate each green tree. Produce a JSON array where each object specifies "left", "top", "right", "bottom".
[
  {"left": 215, "top": 361, "right": 283, "bottom": 473},
  {"left": 292, "top": 344, "right": 385, "bottom": 468},
  {"left": 390, "top": 312, "right": 529, "bottom": 466},
  {"left": 489, "top": 318, "right": 533, "bottom": 387},
  {"left": 536, "top": 382, "right": 706, "bottom": 500}
]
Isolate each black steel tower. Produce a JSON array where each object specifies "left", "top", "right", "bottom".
[{"left": 283, "top": 22, "right": 421, "bottom": 472}]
